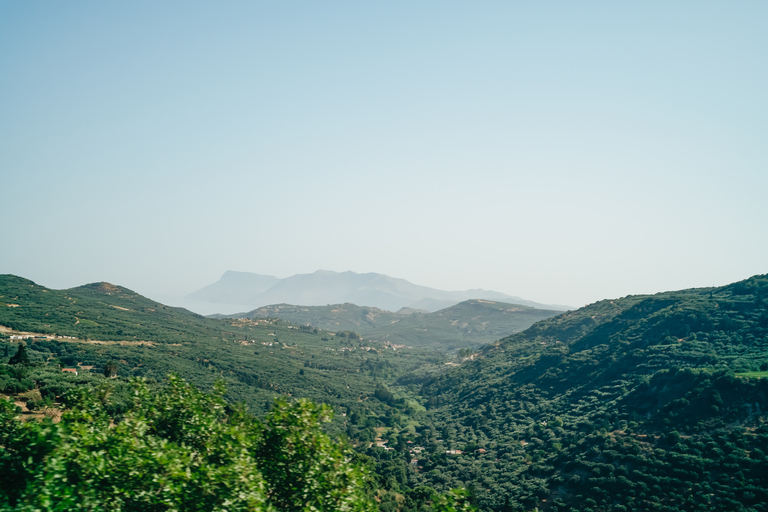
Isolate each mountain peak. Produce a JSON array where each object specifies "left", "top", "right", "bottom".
[{"left": 74, "top": 282, "right": 132, "bottom": 294}]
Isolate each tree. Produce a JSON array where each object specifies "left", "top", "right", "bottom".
[
  {"left": 433, "top": 489, "right": 478, "bottom": 512},
  {"left": 103, "top": 360, "right": 118, "bottom": 378},
  {"left": 8, "top": 344, "right": 29, "bottom": 366},
  {"left": 256, "top": 398, "right": 373, "bottom": 512},
  {"left": 374, "top": 383, "right": 395, "bottom": 405}
]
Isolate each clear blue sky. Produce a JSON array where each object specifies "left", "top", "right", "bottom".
[{"left": 2, "top": 1, "right": 766, "bottom": 309}]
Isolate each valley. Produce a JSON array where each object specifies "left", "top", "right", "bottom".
[{"left": 2, "top": 273, "right": 768, "bottom": 511}]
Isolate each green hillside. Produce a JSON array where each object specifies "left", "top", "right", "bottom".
[
  {"left": 0, "top": 275, "right": 235, "bottom": 343},
  {"left": 0, "top": 275, "right": 443, "bottom": 423},
  {"left": 233, "top": 299, "right": 561, "bottom": 351},
  {"left": 404, "top": 274, "right": 768, "bottom": 511}
]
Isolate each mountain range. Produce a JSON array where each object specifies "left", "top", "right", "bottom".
[{"left": 187, "top": 269, "right": 570, "bottom": 314}]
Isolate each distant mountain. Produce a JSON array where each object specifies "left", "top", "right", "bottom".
[
  {"left": 187, "top": 271, "right": 281, "bottom": 304},
  {"left": 188, "top": 270, "right": 569, "bottom": 313},
  {"left": 222, "top": 299, "right": 562, "bottom": 351}
]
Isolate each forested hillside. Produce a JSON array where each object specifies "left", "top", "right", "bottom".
[
  {"left": 0, "top": 274, "right": 467, "bottom": 510},
  {"left": 231, "top": 300, "right": 560, "bottom": 351},
  {"left": 400, "top": 274, "right": 768, "bottom": 511},
  {"left": 0, "top": 275, "right": 443, "bottom": 424}
]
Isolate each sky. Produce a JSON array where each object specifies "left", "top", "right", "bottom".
[{"left": 1, "top": 1, "right": 767, "bottom": 311}]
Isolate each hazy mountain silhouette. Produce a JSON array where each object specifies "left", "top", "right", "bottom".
[
  {"left": 188, "top": 271, "right": 280, "bottom": 304},
  {"left": 188, "top": 270, "right": 569, "bottom": 313}
]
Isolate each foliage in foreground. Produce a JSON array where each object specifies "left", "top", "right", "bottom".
[{"left": 0, "top": 375, "right": 375, "bottom": 512}]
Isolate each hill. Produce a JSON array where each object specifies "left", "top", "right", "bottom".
[
  {"left": 402, "top": 274, "right": 768, "bottom": 511},
  {"left": 230, "top": 299, "right": 562, "bottom": 351},
  {"left": 0, "top": 274, "right": 443, "bottom": 421},
  {"left": 188, "top": 269, "right": 568, "bottom": 313}
]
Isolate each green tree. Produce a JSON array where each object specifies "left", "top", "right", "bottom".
[
  {"left": 103, "top": 360, "right": 118, "bottom": 378},
  {"left": 256, "top": 398, "right": 373, "bottom": 511},
  {"left": 433, "top": 489, "right": 477, "bottom": 512},
  {"left": 8, "top": 344, "right": 29, "bottom": 366}
]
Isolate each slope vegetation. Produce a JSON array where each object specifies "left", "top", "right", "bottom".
[
  {"left": 236, "top": 300, "right": 561, "bottom": 351},
  {"left": 0, "top": 274, "right": 443, "bottom": 422},
  {"left": 407, "top": 274, "right": 768, "bottom": 511}
]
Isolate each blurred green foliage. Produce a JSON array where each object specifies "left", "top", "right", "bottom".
[{"left": 0, "top": 375, "right": 375, "bottom": 511}]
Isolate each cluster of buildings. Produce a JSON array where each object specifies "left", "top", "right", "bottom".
[{"left": 9, "top": 334, "right": 76, "bottom": 340}]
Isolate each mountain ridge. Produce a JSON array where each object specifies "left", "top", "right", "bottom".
[{"left": 188, "top": 269, "right": 570, "bottom": 313}]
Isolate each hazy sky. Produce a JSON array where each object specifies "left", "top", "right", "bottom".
[{"left": 2, "top": 1, "right": 766, "bottom": 309}]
